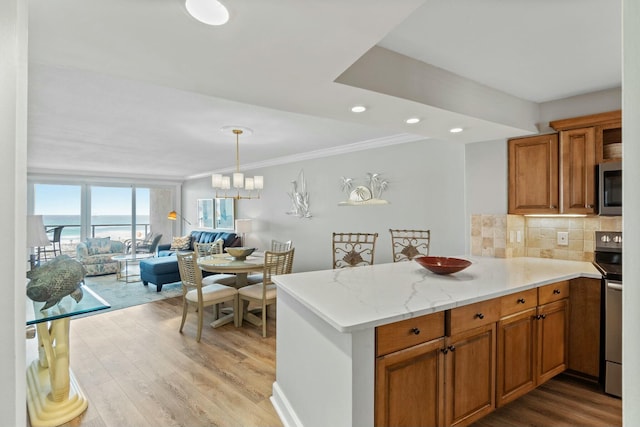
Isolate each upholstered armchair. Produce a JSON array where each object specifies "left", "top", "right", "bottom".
[{"left": 76, "top": 237, "right": 126, "bottom": 276}]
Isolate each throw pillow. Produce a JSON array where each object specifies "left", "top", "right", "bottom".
[{"left": 170, "top": 235, "right": 191, "bottom": 251}]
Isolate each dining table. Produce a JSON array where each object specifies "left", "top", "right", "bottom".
[{"left": 197, "top": 252, "right": 265, "bottom": 327}]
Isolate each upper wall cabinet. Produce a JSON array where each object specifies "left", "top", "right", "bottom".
[
  {"left": 550, "top": 110, "right": 622, "bottom": 164},
  {"left": 559, "top": 127, "right": 597, "bottom": 214},
  {"left": 508, "top": 134, "right": 559, "bottom": 214},
  {"left": 509, "top": 110, "right": 621, "bottom": 215}
]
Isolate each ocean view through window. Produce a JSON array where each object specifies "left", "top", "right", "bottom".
[{"left": 34, "top": 184, "right": 151, "bottom": 246}]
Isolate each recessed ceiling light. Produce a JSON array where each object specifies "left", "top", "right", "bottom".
[
  {"left": 450, "top": 127, "right": 464, "bottom": 133},
  {"left": 185, "top": 0, "right": 230, "bottom": 26},
  {"left": 351, "top": 105, "right": 367, "bottom": 113},
  {"left": 405, "top": 117, "right": 421, "bottom": 124}
]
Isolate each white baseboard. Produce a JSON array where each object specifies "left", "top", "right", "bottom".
[{"left": 271, "top": 381, "right": 303, "bottom": 427}]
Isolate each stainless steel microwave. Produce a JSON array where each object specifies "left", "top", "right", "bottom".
[{"left": 598, "top": 161, "right": 622, "bottom": 216}]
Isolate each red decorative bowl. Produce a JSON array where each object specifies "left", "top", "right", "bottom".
[{"left": 415, "top": 256, "right": 472, "bottom": 275}]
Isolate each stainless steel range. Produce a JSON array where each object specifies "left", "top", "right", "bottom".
[{"left": 593, "top": 231, "right": 622, "bottom": 398}]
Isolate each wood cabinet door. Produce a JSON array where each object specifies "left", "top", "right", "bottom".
[
  {"left": 595, "top": 120, "right": 622, "bottom": 163},
  {"left": 568, "top": 278, "right": 601, "bottom": 379},
  {"left": 496, "top": 308, "right": 537, "bottom": 407},
  {"left": 508, "top": 134, "right": 559, "bottom": 214},
  {"left": 375, "top": 337, "right": 446, "bottom": 427},
  {"left": 536, "top": 299, "right": 569, "bottom": 385},
  {"left": 445, "top": 323, "right": 496, "bottom": 427},
  {"left": 560, "top": 128, "right": 597, "bottom": 214}
]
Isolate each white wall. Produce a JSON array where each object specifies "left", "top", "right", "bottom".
[
  {"left": 538, "top": 87, "right": 622, "bottom": 133},
  {"left": 183, "top": 139, "right": 467, "bottom": 272},
  {"left": 1, "top": 0, "right": 27, "bottom": 425},
  {"left": 463, "top": 139, "right": 508, "bottom": 250}
]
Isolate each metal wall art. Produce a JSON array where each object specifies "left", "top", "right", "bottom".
[
  {"left": 287, "top": 169, "right": 311, "bottom": 218},
  {"left": 339, "top": 173, "right": 389, "bottom": 206}
]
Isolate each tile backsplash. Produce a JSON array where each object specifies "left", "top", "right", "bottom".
[{"left": 471, "top": 214, "right": 622, "bottom": 262}]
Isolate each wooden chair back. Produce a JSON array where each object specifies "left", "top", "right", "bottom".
[
  {"left": 194, "top": 239, "right": 223, "bottom": 257},
  {"left": 176, "top": 252, "right": 203, "bottom": 294},
  {"left": 271, "top": 239, "right": 293, "bottom": 252},
  {"left": 263, "top": 248, "right": 295, "bottom": 286}
]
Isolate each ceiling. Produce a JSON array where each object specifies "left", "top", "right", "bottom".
[{"left": 27, "top": 0, "right": 621, "bottom": 181}]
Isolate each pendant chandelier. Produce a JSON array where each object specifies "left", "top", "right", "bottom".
[{"left": 211, "top": 126, "right": 263, "bottom": 200}]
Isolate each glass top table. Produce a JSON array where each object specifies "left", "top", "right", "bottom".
[
  {"left": 27, "top": 284, "right": 111, "bottom": 325},
  {"left": 111, "top": 253, "right": 154, "bottom": 283},
  {"left": 26, "top": 285, "right": 110, "bottom": 427}
]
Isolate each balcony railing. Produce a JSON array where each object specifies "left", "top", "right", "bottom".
[{"left": 44, "top": 223, "right": 151, "bottom": 257}]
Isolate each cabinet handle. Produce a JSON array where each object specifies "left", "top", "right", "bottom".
[
  {"left": 475, "top": 313, "right": 485, "bottom": 320},
  {"left": 410, "top": 327, "right": 421, "bottom": 335},
  {"left": 536, "top": 314, "right": 547, "bottom": 320},
  {"left": 517, "top": 298, "right": 526, "bottom": 304},
  {"left": 448, "top": 345, "right": 456, "bottom": 352},
  {"left": 441, "top": 348, "right": 449, "bottom": 354},
  {"left": 550, "top": 205, "right": 557, "bottom": 209},
  {"left": 586, "top": 204, "right": 594, "bottom": 208},
  {"left": 553, "top": 289, "right": 561, "bottom": 295}
]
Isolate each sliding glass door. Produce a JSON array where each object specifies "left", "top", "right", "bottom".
[
  {"left": 31, "top": 182, "right": 161, "bottom": 258},
  {"left": 90, "top": 186, "right": 133, "bottom": 241},
  {"left": 33, "top": 184, "right": 81, "bottom": 255}
]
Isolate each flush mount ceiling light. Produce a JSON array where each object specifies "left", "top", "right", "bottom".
[
  {"left": 211, "top": 126, "right": 263, "bottom": 200},
  {"left": 405, "top": 117, "right": 421, "bottom": 124},
  {"left": 185, "top": 0, "right": 230, "bottom": 26},
  {"left": 351, "top": 105, "right": 367, "bottom": 113},
  {"left": 450, "top": 127, "right": 464, "bottom": 133}
]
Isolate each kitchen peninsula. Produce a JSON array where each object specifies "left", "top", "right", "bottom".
[{"left": 271, "top": 256, "right": 601, "bottom": 427}]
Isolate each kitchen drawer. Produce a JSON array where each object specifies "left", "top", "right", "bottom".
[
  {"left": 376, "top": 311, "right": 445, "bottom": 356},
  {"left": 500, "top": 288, "right": 538, "bottom": 317},
  {"left": 538, "top": 281, "right": 570, "bottom": 305},
  {"left": 446, "top": 298, "right": 501, "bottom": 336}
]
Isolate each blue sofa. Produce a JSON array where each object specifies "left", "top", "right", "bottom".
[{"left": 140, "top": 230, "right": 239, "bottom": 291}]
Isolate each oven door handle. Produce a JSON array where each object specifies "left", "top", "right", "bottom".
[{"left": 607, "top": 282, "right": 623, "bottom": 291}]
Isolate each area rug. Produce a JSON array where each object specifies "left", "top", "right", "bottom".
[{"left": 82, "top": 273, "right": 182, "bottom": 315}]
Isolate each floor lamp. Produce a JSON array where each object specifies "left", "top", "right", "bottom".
[
  {"left": 27, "top": 215, "right": 51, "bottom": 270},
  {"left": 235, "top": 219, "right": 252, "bottom": 247},
  {"left": 167, "top": 210, "right": 192, "bottom": 225}
]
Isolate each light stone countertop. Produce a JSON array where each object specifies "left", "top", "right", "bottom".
[{"left": 273, "top": 256, "right": 601, "bottom": 333}]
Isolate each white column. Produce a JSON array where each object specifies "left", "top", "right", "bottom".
[{"left": 1, "top": 0, "right": 28, "bottom": 425}]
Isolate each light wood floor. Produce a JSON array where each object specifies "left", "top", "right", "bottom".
[
  {"left": 40, "top": 297, "right": 282, "bottom": 427},
  {"left": 30, "top": 297, "right": 621, "bottom": 427},
  {"left": 472, "top": 374, "right": 622, "bottom": 427}
]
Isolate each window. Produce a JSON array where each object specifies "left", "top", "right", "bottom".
[{"left": 30, "top": 181, "right": 174, "bottom": 256}]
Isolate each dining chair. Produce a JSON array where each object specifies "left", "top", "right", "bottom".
[
  {"left": 194, "top": 239, "right": 223, "bottom": 257},
  {"left": 246, "top": 239, "right": 293, "bottom": 285},
  {"left": 389, "top": 229, "right": 431, "bottom": 262},
  {"left": 332, "top": 232, "right": 378, "bottom": 268},
  {"left": 271, "top": 239, "right": 293, "bottom": 252},
  {"left": 197, "top": 239, "right": 240, "bottom": 286},
  {"left": 177, "top": 251, "right": 238, "bottom": 342},
  {"left": 238, "top": 248, "right": 295, "bottom": 337}
]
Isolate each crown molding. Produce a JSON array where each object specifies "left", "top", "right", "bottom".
[{"left": 186, "top": 133, "right": 426, "bottom": 180}]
